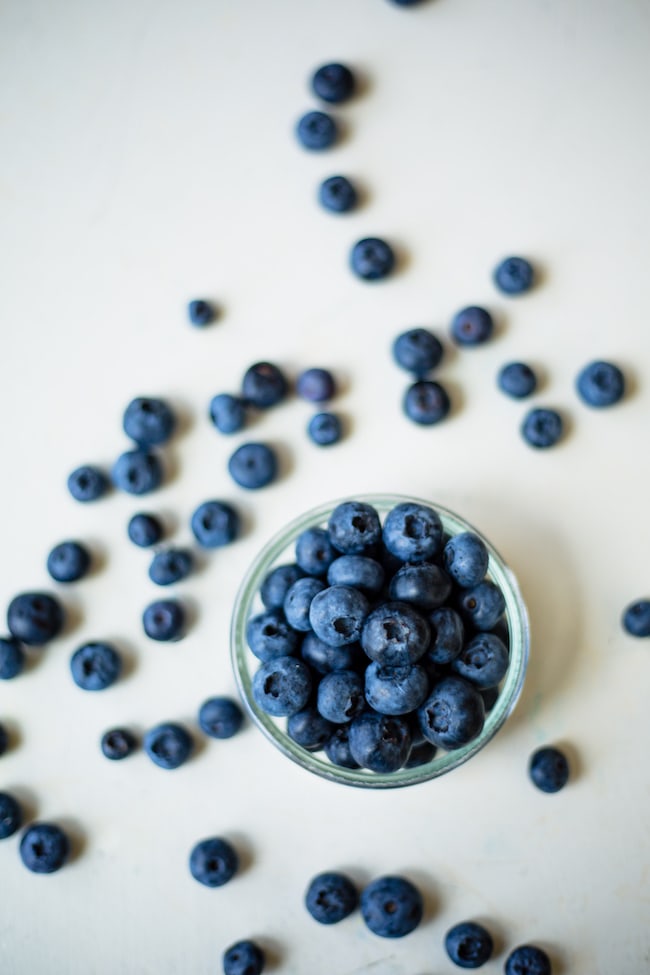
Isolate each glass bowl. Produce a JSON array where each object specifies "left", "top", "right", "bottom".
[{"left": 230, "top": 493, "right": 530, "bottom": 789}]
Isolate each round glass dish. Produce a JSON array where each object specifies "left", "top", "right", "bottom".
[{"left": 230, "top": 493, "right": 530, "bottom": 789}]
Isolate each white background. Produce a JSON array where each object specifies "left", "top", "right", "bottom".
[{"left": 1, "top": 0, "right": 649, "bottom": 972}]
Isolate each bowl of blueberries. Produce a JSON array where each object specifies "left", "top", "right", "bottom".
[{"left": 231, "top": 494, "right": 530, "bottom": 788}]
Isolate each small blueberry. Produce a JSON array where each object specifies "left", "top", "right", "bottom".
[
  {"left": 67, "top": 465, "right": 108, "bottom": 502},
  {"left": 0, "top": 636, "right": 25, "bottom": 680},
  {"left": 209, "top": 393, "right": 247, "bottom": 434},
  {"left": 7, "top": 592, "right": 65, "bottom": 646},
  {"left": 70, "top": 641, "right": 121, "bottom": 691},
  {"left": 296, "top": 368, "right": 336, "bottom": 402},
  {"left": 122, "top": 397, "right": 176, "bottom": 447},
  {"left": 148, "top": 548, "right": 193, "bottom": 586},
  {"left": 144, "top": 722, "right": 193, "bottom": 769},
  {"left": 142, "top": 599, "right": 185, "bottom": 641},
  {"left": 498, "top": 361, "right": 538, "bottom": 399},
  {"left": 241, "top": 361, "right": 289, "bottom": 409},
  {"left": 360, "top": 875, "right": 423, "bottom": 937},
  {"left": 393, "top": 328, "right": 444, "bottom": 377},
  {"left": 305, "top": 871, "right": 358, "bottom": 924},
  {"left": 189, "top": 836, "right": 238, "bottom": 887},
  {"left": 188, "top": 299, "right": 217, "bottom": 327},
  {"left": 493, "top": 256, "right": 534, "bottom": 295},
  {"left": 504, "top": 945, "right": 552, "bottom": 975},
  {"left": 350, "top": 237, "right": 395, "bottom": 281},
  {"left": 0, "top": 791, "right": 22, "bottom": 839},
  {"left": 311, "top": 63, "right": 355, "bottom": 103},
  {"left": 622, "top": 599, "right": 650, "bottom": 637},
  {"left": 127, "top": 512, "right": 163, "bottom": 548},
  {"left": 445, "top": 920, "right": 494, "bottom": 968},
  {"left": 198, "top": 697, "right": 244, "bottom": 739},
  {"left": 529, "top": 745, "right": 569, "bottom": 793},
  {"left": 450, "top": 306, "right": 494, "bottom": 346},
  {"left": 19, "top": 823, "right": 70, "bottom": 874},
  {"left": 101, "top": 728, "right": 137, "bottom": 761},
  {"left": 318, "top": 175, "right": 358, "bottom": 213},
  {"left": 112, "top": 449, "right": 164, "bottom": 495},
  {"left": 576, "top": 360, "right": 625, "bottom": 408},
  {"left": 521, "top": 408, "right": 563, "bottom": 448},
  {"left": 46, "top": 541, "right": 91, "bottom": 583},
  {"left": 295, "top": 110, "right": 338, "bottom": 150},
  {"left": 228, "top": 442, "right": 278, "bottom": 490},
  {"left": 307, "top": 411, "right": 342, "bottom": 446},
  {"left": 403, "top": 380, "right": 451, "bottom": 425},
  {"left": 222, "top": 940, "right": 265, "bottom": 975}
]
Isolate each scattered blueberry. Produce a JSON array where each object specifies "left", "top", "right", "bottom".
[
  {"left": 307, "top": 412, "right": 343, "bottom": 446},
  {"left": 317, "top": 669, "right": 366, "bottom": 723},
  {"left": 46, "top": 540, "right": 91, "bottom": 583},
  {"left": 122, "top": 396, "right": 176, "bottom": 447},
  {"left": 365, "top": 662, "right": 429, "bottom": 715},
  {"left": 318, "top": 175, "right": 358, "bottom": 213},
  {"left": 0, "top": 636, "right": 25, "bottom": 679},
  {"left": 198, "top": 696, "right": 244, "bottom": 739},
  {"left": 252, "top": 656, "right": 313, "bottom": 717},
  {"left": 361, "top": 602, "right": 430, "bottom": 666},
  {"left": 7, "top": 592, "right": 65, "bottom": 646},
  {"left": 191, "top": 499, "right": 240, "bottom": 548},
  {"left": 188, "top": 299, "right": 217, "bottom": 327},
  {"left": 327, "top": 555, "right": 385, "bottom": 595},
  {"left": 144, "top": 722, "right": 193, "bottom": 769},
  {"left": 295, "top": 527, "right": 337, "bottom": 577},
  {"left": 360, "top": 875, "right": 423, "bottom": 938},
  {"left": 393, "top": 328, "right": 444, "bottom": 377},
  {"left": 148, "top": 548, "right": 193, "bottom": 586},
  {"left": 67, "top": 465, "right": 108, "bottom": 502},
  {"left": 241, "top": 361, "right": 289, "bottom": 409},
  {"left": 348, "top": 712, "right": 412, "bottom": 773},
  {"left": 101, "top": 727, "right": 137, "bottom": 761},
  {"left": 389, "top": 563, "right": 452, "bottom": 610},
  {"left": 450, "top": 306, "right": 494, "bottom": 346},
  {"left": 498, "top": 361, "right": 538, "bottom": 399},
  {"left": 504, "top": 944, "right": 552, "bottom": 975},
  {"left": 521, "top": 407, "right": 563, "bottom": 448},
  {"left": 382, "top": 501, "right": 443, "bottom": 563},
  {"left": 403, "top": 380, "right": 451, "bottom": 425},
  {"left": 19, "top": 823, "right": 69, "bottom": 874},
  {"left": 305, "top": 871, "right": 358, "bottom": 924},
  {"left": 142, "top": 599, "right": 185, "bottom": 641},
  {"left": 0, "top": 791, "right": 22, "bottom": 838},
  {"left": 260, "top": 563, "right": 306, "bottom": 610},
  {"left": 228, "top": 442, "right": 278, "bottom": 490},
  {"left": 222, "top": 940, "right": 265, "bottom": 975},
  {"left": 427, "top": 606, "right": 464, "bottom": 664},
  {"left": 311, "top": 62, "right": 355, "bottom": 103},
  {"left": 70, "top": 641, "right": 121, "bottom": 691},
  {"left": 295, "top": 110, "right": 338, "bottom": 150},
  {"left": 350, "top": 237, "right": 395, "bottom": 281},
  {"left": 493, "top": 256, "right": 534, "bottom": 295},
  {"left": 529, "top": 745, "right": 569, "bottom": 793},
  {"left": 452, "top": 633, "right": 509, "bottom": 689},
  {"left": 445, "top": 920, "right": 494, "bottom": 968},
  {"left": 418, "top": 676, "right": 485, "bottom": 749},
  {"left": 128, "top": 512, "right": 163, "bottom": 548},
  {"left": 328, "top": 501, "right": 382, "bottom": 555},
  {"left": 246, "top": 609, "right": 301, "bottom": 661},
  {"left": 443, "top": 532, "right": 489, "bottom": 588},
  {"left": 284, "top": 578, "right": 327, "bottom": 632},
  {"left": 296, "top": 367, "right": 336, "bottom": 402},
  {"left": 457, "top": 580, "right": 505, "bottom": 632},
  {"left": 622, "top": 599, "right": 650, "bottom": 637},
  {"left": 112, "top": 448, "right": 163, "bottom": 495},
  {"left": 209, "top": 393, "right": 246, "bottom": 434},
  {"left": 576, "top": 359, "right": 625, "bottom": 408},
  {"left": 189, "top": 836, "right": 238, "bottom": 887}
]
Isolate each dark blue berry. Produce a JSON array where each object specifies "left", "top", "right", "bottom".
[
  {"left": 444, "top": 532, "right": 489, "bottom": 588},
  {"left": 505, "top": 945, "right": 552, "bottom": 975},
  {"left": 498, "top": 361, "right": 537, "bottom": 399},
  {"left": 19, "top": 823, "right": 69, "bottom": 873},
  {"left": 260, "top": 564, "right": 305, "bottom": 610},
  {"left": 348, "top": 713, "right": 412, "bottom": 773},
  {"left": 295, "top": 527, "right": 337, "bottom": 577},
  {"left": 480, "top": 686, "right": 500, "bottom": 712},
  {"left": 144, "top": 722, "right": 193, "bottom": 769},
  {"left": 350, "top": 237, "right": 395, "bottom": 281},
  {"left": 0, "top": 636, "right": 25, "bottom": 679},
  {"left": 360, "top": 875, "right": 423, "bottom": 937},
  {"left": 222, "top": 940, "right": 265, "bottom": 975},
  {"left": 417, "top": 676, "right": 485, "bottom": 750},
  {"left": 389, "top": 563, "right": 452, "bottom": 610},
  {"left": 318, "top": 175, "right": 358, "bottom": 213},
  {"left": 403, "top": 380, "right": 451, "bottom": 425},
  {"left": 287, "top": 707, "right": 335, "bottom": 752},
  {"left": 148, "top": 548, "right": 193, "bottom": 586},
  {"left": 622, "top": 599, "right": 650, "bottom": 637},
  {"left": 142, "top": 599, "right": 185, "bottom": 641},
  {"left": 46, "top": 540, "right": 91, "bottom": 583},
  {"left": 228, "top": 442, "right": 278, "bottom": 490},
  {"left": 428, "top": 607, "right": 464, "bottom": 664},
  {"left": 301, "top": 631, "right": 361, "bottom": 675},
  {"left": 112, "top": 449, "right": 163, "bottom": 495},
  {"left": 450, "top": 306, "right": 494, "bottom": 346},
  {"left": 123, "top": 396, "right": 175, "bottom": 447},
  {"left": 101, "top": 727, "right": 137, "bottom": 760},
  {"left": 309, "top": 586, "right": 370, "bottom": 648},
  {"left": 307, "top": 411, "right": 343, "bottom": 446},
  {"left": 246, "top": 609, "right": 301, "bottom": 660},
  {"left": 529, "top": 745, "right": 569, "bottom": 793},
  {"left": 493, "top": 256, "right": 534, "bottom": 295},
  {"left": 361, "top": 602, "right": 430, "bottom": 667},
  {"left": 457, "top": 581, "right": 505, "bottom": 632},
  {"left": 188, "top": 299, "right": 217, "bottom": 327},
  {"left": 67, "top": 464, "right": 108, "bottom": 502},
  {"left": 382, "top": 502, "right": 443, "bottom": 564},
  {"left": 324, "top": 725, "right": 360, "bottom": 769},
  {"left": 365, "top": 662, "right": 429, "bottom": 715},
  {"left": 393, "top": 328, "right": 444, "bottom": 377},
  {"left": 305, "top": 871, "right": 358, "bottom": 924},
  {"left": 7, "top": 592, "right": 64, "bottom": 646},
  {"left": 284, "top": 578, "right": 326, "bottom": 632},
  {"left": 198, "top": 697, "right": 244, "bottom": 739},
  {"left": 452, "top": 633, "right": 509, "bottom": 689},
  {"left": 576, "top": 359, "right": 625, "bottom": 407},
  {"left": 128, "top": 512, "right": 163, "bottom": 548},
  {"left": 327, "top": 556, "right": 385, "bottom": 595},
  {"left": 0, "top": 791, "right": 22, "bottom": 838},
  {"left": 191, "top": 500, "right": 240, "bottom": 548},
  {"left": 521, "top": 408, "right": 563, "bottom": 448},
  {"left": 327, "top": 501, "right": 382, "bottom": 555},
  {"left": 311, "top": 62, "right": 355, "bottom": 103},
  {"left": 209, "top": 393, "right": 246, "bottom": 434},
  {"left": 296, "top": 367, "right": 336, "bottom": 402},
  {"left": 252, "top": 656, "right": 313, "bottom": 717},
  {"left": 317, "top": 669, "right": 366, "bottom": 723},
  {"left": 70, "top": 642, "right": 121, "bottom": 691},
  {"left": 404, "top": 739, "right": 437, "bottom": 769},
  {"left": 445, "top": 920, "right": 494, "bottom": 968},
  {"left": 296, "top": 110, "right": 338, "bottom": 150},
  {"left": 189, "top": 836, "right": 238, "bottom": 887},
  {"left": 241, "top": 361, "right": 289, "bottom": 409}
]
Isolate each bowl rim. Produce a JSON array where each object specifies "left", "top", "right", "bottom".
[{"left": 230, "top": 493, "right": 530, "bottom": 789}]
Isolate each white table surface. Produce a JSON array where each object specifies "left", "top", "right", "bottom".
[{"left": 1, "top": 1, "right": 649, "bottom": 972}]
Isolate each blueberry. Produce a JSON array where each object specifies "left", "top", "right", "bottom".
[
  {"left": 222, "top": 940, "right": 265, "bottom": 975},
  {"left": 148, "top": 548, "right": 193, "bottom": 586},
  {"left": 443, "top": 533, "right": 489, "bottom": 588},
  {"left": 348, "top": 712, "right": 412, "bottom": 773},
  {"left": 311, "top": 62, "right": 355, "bottom": 103},
  {"left": 365, "top": 662, "right": 429, "bottom": 715},
  {"left": 389, "top": 563, "right": 452, "bottom": 610},
  {"left": 452, "top": 633, "right": 509, "bottom": 689},
  {"left": 301, "top": 631, "right": 361, "bottom": 674},
  {"left": 328, "top": 501, "right": 382, "bottom": 555},
  {"left": 191, "top": 500, "right": 240, "bottom": 548},
  {"left": 324, "top": 725, "right": 360, "bottom": 769},
  {"left": 67, "top": 464, "right": 108, "bottom": 502},
  {"left": 287, "top": 707, "right": 336, "bottom": 751},
  {"left": 622, "top": 599, "right": 650, "bottom": 637},
  {"left": 241, "top": 361, "right": 289, "bottom": 409},
  {"left": 393, "top": 328, "right": 444, "bottom": 377},
  {"left": 317, "top": 669, "right": 366, "bottom": 723},
  {"left": 198, "top": 696, "right": 244, "bottom": 739},
  {"left": 70, "top": 641, "right": 121, "bottom": 691},
  {"left": 361, "top": 602, "right": 430, "bottom": 667},
  {"left": 309, "top": 585, "right": 370, "bottom": 649},
  {"left": 260, "top": 563, "right": 306, "bottom": 610},
  {"left": 228, "top": 442, "right": 278, "bottom": 490},
  {"left": 246, "top": 609, "right": 301, "bottom": 660},
  {"left": 123, "top": 397, "right": 175, "bottom": 447},
  {"left": 295, "top": 527, "right": 337, "bottom": 577},
  {"left": 284, "top": 578, "right": 326, "bottom": 632},
  {"left": 457, "top": 580, "right": 506, "bottom": 631},
  {"left": 19, "top": 823, "right": 69, "bottom": 874},
  {"left": 493, "top": 256, "right": 534, "bottom": 295},
  {"left": 305, "top": 871, "right": 358, "bottom": 924},
  {"left": 296, "top": 367, "right": 337, "bottom": 402},
  {"left": 45, "top": 540, "right": 91, "bottom": 584},
  {"left": 504, "top": 945, "right": 552, "bottom": 975},
  {"left": 128, "top": 512, "right": 163, "bottom": 548},
  {"left": 327, "top": 556, "right": 385, "bottom": 595},
  {"left": 7, "top": 592, "right": 65, "bottom": 646},
  {"left": 209, "top": 393, "right": 247, "bottom": 434},
  {"left": 418, "top": 676, "right": 485, "bottom": 750},
  {"left": 188, "top": 299, "right": 217, "bottom": 327},
  {"left": 0, "top": 636, "right": 25, "bottom": 679},
  {"left": 252, "top": 656, "right": 313, "bottom": 717},
  {"left": 428, "top": 607, "right": 464, "bottom": 663},
  {"left": 144, "top": 722, "right": 193, "bottom": 769},
  {"left": 112, "top": 448, "right": 163, "bottom": 495},
  {"left": 403, "top": 380, "right": 451, "bottom": 425},
  {"left": 142, "top": 599, "right": 185, "bottom": 641},
  {"left": 350, "top": 237, "right": 395, "bottom": 281},
  {"left": 0, "top": 722, "right": 7, "bottom": 756},
  {"left": 529, "top": 745, "right": 569, "bottom": 793},
  {"left": 521, "top": 408, "right": 563, "bottom": 448},
  {"left": 444, "top": 920, "right": 494, "bottom": 968},
  {"left": 189, "top": 836, "right": 238, "bottom": 887},
  {"left": 295, "top": 110, "right": 338, "bottom": 150},
  {"left": 101, "top": 727, "right": 137, "bottom": 760},
  {"left": 360, "top": 875, "right": 423, "bottom": 937},
  {"left": 318, "top": 175, "right": 358, "bottom": 213},
  {"left": 307, "top": 411, "right": 343, "bottom": 446},
  {"left": 404, "top": 739, "right": 437, "bottom": 769},
  {"left": 576, "top": 359, "right": 625, "bottom": 407},
  {"left": 450, "top": 306, "right": 494, "bottom": 346},
  {"left": 498, "top": 361, "right": 537, "bottom": 399},
  {"left": 382, "top": 501, "right": 443, "bottom": 563},
  {"left": 0, "top": 791, "right": 22, "bottom": 839}
]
